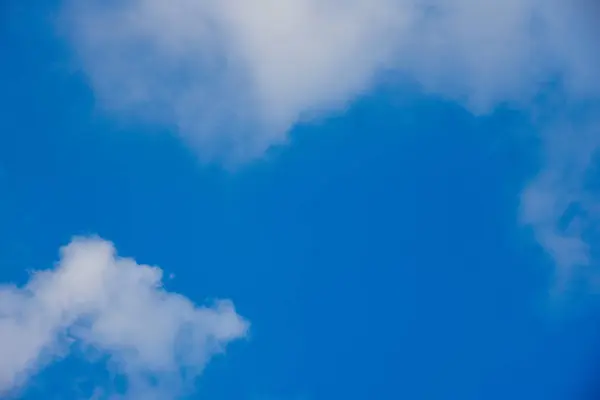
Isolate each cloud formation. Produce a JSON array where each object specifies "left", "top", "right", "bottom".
[
  {"left": 63, "top": 0, "right": 599, "bottom": 155},
  {"left": 0, "top": 237, "right": 248, "bottom": 398},
  {"left": 62, "top": 1, "right": 600, "bottom": 277}
]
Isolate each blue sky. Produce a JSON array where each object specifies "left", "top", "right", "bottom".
[{"left": 3, "top": 1, "right": 600, "bottom": 399}]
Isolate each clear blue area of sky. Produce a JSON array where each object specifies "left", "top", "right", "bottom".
[{"left": 3, "top": 2, "right": 600, "bottom": 400}]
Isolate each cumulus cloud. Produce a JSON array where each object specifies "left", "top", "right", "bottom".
[
  {"left": 62, "top": 0, "right": 408, "bottom": 159},
  {"left": 62, "top": 1, "right": 600, "bottom": 278},
  {"left": 0, "top": 237, "right": 248, "bottom": 399},
  {"left": 62, "top": 0, "right": 600, "bottom": 155}
]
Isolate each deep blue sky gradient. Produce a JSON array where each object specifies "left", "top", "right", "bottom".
[{"left": 3, "top": 2, "right": 600, "bottom": 400}]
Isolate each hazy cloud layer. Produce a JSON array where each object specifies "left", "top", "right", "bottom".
[
  {"left": 0, "top": 237, "right": 248, "bottom": 398},
  {"left": 62, "top": 1, "right": 600, "bottom": 278}
]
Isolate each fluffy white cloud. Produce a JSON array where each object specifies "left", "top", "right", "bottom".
[
  {"left": 63, "top": 0, "right": 408, "bottom": 160},
  {"left": 63, "top": 0, "right": 600, "bottom": 156},
  {"left": 0, "top": 237, "right": 248, "bottom": 398},
  {"left": 62, "top": 1, "right": 600, "bottom": 278}
]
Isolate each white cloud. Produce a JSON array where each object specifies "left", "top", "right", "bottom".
[
  {"left": 0, "top": 237, "right": 248, "bottom": 398},
  {"left": 63, "top": 0, "right": 409, "bottom": 160},
  {"left": 62, "top": 1, "right": 600, "bottom": 277},
  {"left": 62, "top": 0, "right": 600, "bottom": 156}
]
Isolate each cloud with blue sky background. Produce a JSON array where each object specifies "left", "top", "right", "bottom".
[
  {"left": 2, "top": 0, "right": 600, "bottom": 399},
  {"left": 0, "top": 237, "right": 247, "bottom": 399},
  {"left": 62, "top": 0, "right": 600, "bottom": 278}
]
